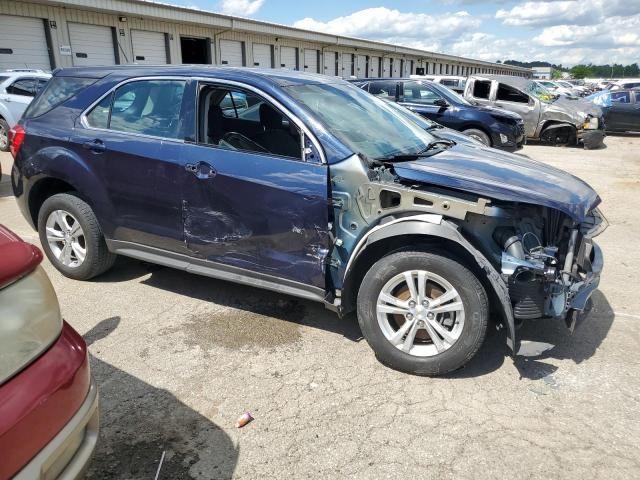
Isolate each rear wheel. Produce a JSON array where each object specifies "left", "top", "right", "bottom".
[
  {"left": 38, "top": 193, "right": 116, "bottom": 280},
  {"left": 0, "top": 118, "right": 9, "bottom": 152},
  {"left": 357, "top": 251, "right": 488, "bottom": 376},
  {"left": 462, "top": 128, "right": 491, "bottom": 146}
]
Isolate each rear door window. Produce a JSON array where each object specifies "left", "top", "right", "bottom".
[
  {"left": 86, "top": 80, "right": 187, "bottom": 139},
  {"left": 472, "top": 80, "right": 491, "bottom": 99},
  {"left": 496, "top": 83, "right": 529, "bottom": 103},
  {"left": 611, "top": 91, "right": 631, "bottom": 104},
  {"left": 368, "top": 81, "right": 397, "bottom": 99},
  {"left": 6, "top": 78, "right": 37, "bottom": 97}
]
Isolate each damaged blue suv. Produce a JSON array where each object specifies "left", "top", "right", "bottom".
[{"left": 11, "top": 66, "right": 605, "bottom": 376}]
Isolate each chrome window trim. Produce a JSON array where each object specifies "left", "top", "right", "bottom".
[{"left": 79, "top": 75, "right": 327, "bottom": 163}]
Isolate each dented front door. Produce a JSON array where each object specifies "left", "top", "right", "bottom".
[{"left": 179, "top": 144, "right": 330, "bottom": 288}]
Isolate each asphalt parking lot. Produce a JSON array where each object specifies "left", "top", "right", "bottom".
[{"left": 1, "top": 135, "right": 639, "bottom": 479}]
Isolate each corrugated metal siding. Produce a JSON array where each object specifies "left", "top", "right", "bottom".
[{"left": 0, "top": 0, "right": 532, "bottom": 77}]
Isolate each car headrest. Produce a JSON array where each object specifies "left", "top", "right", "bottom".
[{"left": 259, "top": 103, "right": 284, "bottom": 129}]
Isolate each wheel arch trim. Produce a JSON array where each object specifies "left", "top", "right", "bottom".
[{"left": 344, "top": 215, "right": 517, "bottom": 355}]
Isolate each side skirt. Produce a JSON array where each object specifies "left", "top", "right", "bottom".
[{"left": 106, "top": 239, "right": 328, "bottom": 304}]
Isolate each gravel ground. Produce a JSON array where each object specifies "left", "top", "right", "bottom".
[{"left": 1, "top": 134, "right": 639, "bottom": 479}]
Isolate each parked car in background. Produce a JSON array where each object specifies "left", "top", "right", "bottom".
[
  {"left": 11, "top": 66, "right": 605, "bottom": 376},
  {"left": 0, "top": 225, "right": 99, "bottom": 479},
  {"left": 381, "top": 99, "right": 484, "bottom": 147},
  {"left": 607, "top": 79, "right": 640, "bottom": 91},
  {"left": 351, "top": 77, "right": 525, "bottom": 151},
  {"left": 464, "top": 75, "right": 606, "bottom": 149},
  {"left": 555, "top": 80, "right": 589, "bottom": 97},
  {"left": 586, "top": 89, "right": 640, "bottom": 133},
  {"left": 410, "top": 75, "right": 467, "bottom": 94},
  {"left": 0, "top": 70, "right": 51, "bottom": 151},
  {"left": 534, "top": 80, "right": 578, "bottom": 98}
]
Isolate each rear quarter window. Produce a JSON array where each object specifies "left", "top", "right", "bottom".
[{"left": 23, "top": 76, "right": 95, "bottom": 119}]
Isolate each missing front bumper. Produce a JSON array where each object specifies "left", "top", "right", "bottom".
[
  {"left": 565, "top": 241, "right": 604, "bottom": 332},
  {"left": 578, "top": 129, "right": 606, "bottom": 149}
]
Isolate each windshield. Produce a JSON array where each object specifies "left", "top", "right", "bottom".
[
  {"left": 528, "top": 82, "right": 557, "bottom": 104},
  {"left": 285, "top": 82, "right": 436, "bottom": 161}
]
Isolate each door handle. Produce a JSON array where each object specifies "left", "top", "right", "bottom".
[
  {"left": 82, "top": 139, "right": 106, "bottom": 153},
  {"left": 2, "top": 96, "right": 11, "bottom": 102},
  {"left": 186, "top": 162, "right": 216, "bottom": 180}
]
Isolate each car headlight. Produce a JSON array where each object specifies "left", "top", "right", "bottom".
[
  {"left": 583, "top": 116, "right": 599, "bottom": 130},
  {"left": 500, "top": 133, "right": 509, "bottom": 144},
  {"left": 0, "top": 266, "right": 62, "bottom": 385}
]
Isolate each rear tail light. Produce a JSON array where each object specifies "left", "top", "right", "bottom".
[{"left": 8, "top": 124, "right": 25, "bottom": 159}]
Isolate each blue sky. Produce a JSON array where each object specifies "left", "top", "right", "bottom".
[{"left": 171, "top": 0, "right": 640, "bottom": 66}]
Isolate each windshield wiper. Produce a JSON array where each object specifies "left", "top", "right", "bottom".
[{"left": 376, "top": 139, "right": 455, "bottom": 163}]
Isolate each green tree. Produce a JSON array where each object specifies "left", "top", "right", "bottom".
[
  {"left": 570, "top": 65, "right": 593, "bottom": 79},
  {"left": 551, "top": 69, "right": 564, "bottom": 79}
]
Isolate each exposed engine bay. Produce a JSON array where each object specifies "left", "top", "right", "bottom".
[
  {"left": 330, "top": 153, "right": 606, "bottom": 334},
  {"left": 464, "top": 204, "right": 606, "bottom": 327}
]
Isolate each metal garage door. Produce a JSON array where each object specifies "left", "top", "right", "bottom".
[
  {"left": 369, "top": 56, "right": 380, "bottom": 77},
  {"left": 355, "top": 55, "right": 367, "bottom": 78},
  {"left": 0, "top": 15, "right": 51, "bottom": 70},
  {"left": 304, "top": 49, "right": 319, "bottom": 73},
  {"left": 131, "top": 30, "right": 167, "bottom": 64},
  {"left": 220, "top": 40, "right": 243, "bottom": 66},
  {"left": 391, "top": 58, "right": 401, "bottom": 77},
  {"left": 280, "top": 46, "right": 297, "bottom": 69},
  {"left": 252, "top": 43, "right": 272, "bottom": 68},
  {"left": 404, "top": 60, "right": 413, "bottom": 76},
  {"left": 323, "top": 51, "right": 338, "bottom": 76},
  {"left": 382, "top": 58, "right": 391, "bottom": 77},
  {"left": 69, "top": 23, "right": 116, "bottom": 66}
]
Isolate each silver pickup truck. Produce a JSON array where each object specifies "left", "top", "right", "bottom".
[{"left": 464, "top": 75, "right": 605, "bottom": 149}]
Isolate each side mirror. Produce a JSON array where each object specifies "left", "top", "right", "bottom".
[{"left": 434, "top": 98, "right": 450, "bottom": 108}]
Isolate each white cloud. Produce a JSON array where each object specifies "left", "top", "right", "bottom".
[
  {"left": 291, "top": 3, "right": 640, "bottom": 67},
  {"left": 293, "top": 7, "right": 481, "bottom": 44},
  {"left": 219, "top": 0, "right": 264, "bottom": 16},
  {"left": 495, "top": 0, "right": 632, "bottom": 27}
]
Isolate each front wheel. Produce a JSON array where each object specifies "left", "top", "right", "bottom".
[
  {"left": 462, "top": 128, "right": 491, "bottom": 146},
  {"left": 357, "top": 251, "right": 488, "bottom": 376}
]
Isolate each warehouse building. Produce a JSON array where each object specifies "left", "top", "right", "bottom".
[{"left": 0, "top": 0, "right": 532, "bottom": 78}]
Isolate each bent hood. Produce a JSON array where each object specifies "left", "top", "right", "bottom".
[{"left": 392, "top": 143, "right": 600, "bottom": 222}]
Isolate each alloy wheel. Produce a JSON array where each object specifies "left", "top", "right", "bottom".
[
  {"left": 0, "top": 124, "right": 7, "bottom": 150},
  {"left": 376, "top": 269, "right": 465, "bottom": 357},
  {"left": 45, "top": 210, "right": 87, "bottom": 268}
]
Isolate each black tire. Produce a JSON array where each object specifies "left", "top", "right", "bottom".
[
  {"left": 357, "top": 251, "right": 489, "bottom": 376},
  {"left": 37, "top": 193, "right": 116, "bottom": 280},
  {"left": 462, "top": 128, "right": 491, "bottom": 146},
  {"left": 0, "top": 118, "right": 10, "bottom": 152}
]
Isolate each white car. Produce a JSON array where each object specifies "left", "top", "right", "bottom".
[
  {"left": 534, "top": 80, "right": 577, "bottom": 98},
  {"left": 555, "top": 80, "right": 588, "bottom": 96},
  {"left": 410, "top": 75, "right": 467, "bottom": 93},
  {"left": 608, "top": 79, "right": 640, "bottom": 91},
  {"left": 0, "top": 70, "right": 51, "bottom": 151}
]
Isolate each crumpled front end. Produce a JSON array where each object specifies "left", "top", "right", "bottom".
[{"left": 492, "top": 206, "right": 607, "bottom": 330}]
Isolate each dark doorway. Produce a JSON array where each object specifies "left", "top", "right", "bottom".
[{"left": 180, "top": 36, "right": 210, "bottom": 64}]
